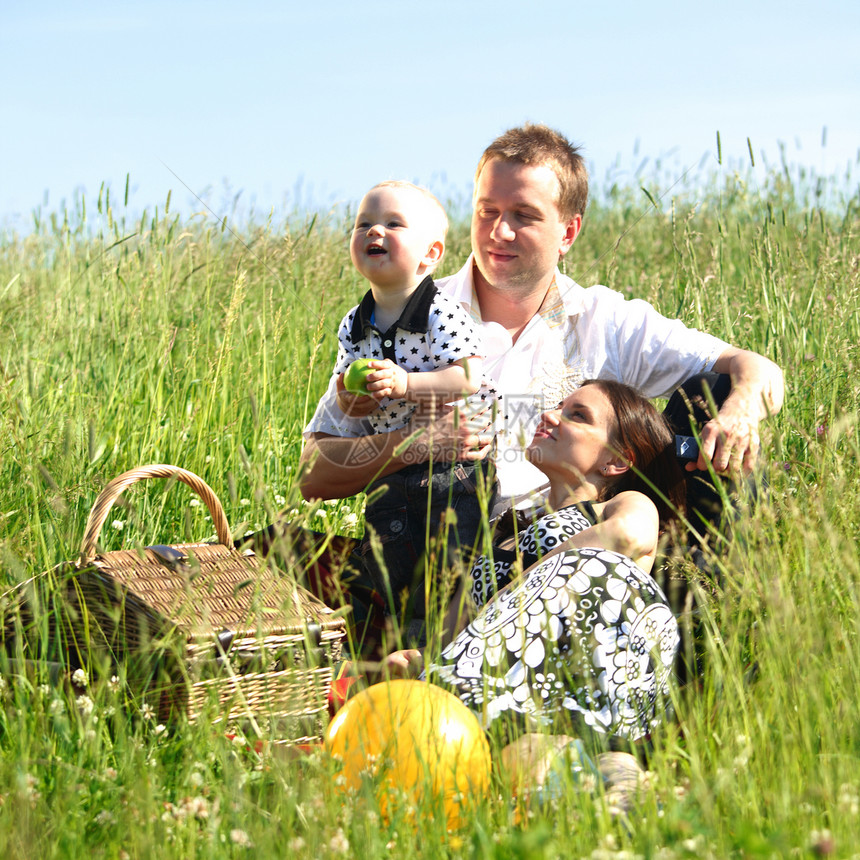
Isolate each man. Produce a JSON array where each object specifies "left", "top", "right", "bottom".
[{"left": 301, "top": 124, "right": 784, "bottom": 507}]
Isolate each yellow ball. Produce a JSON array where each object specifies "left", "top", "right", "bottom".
[{"left": 325, "top": 680, "right": 492, "bottom": 830}]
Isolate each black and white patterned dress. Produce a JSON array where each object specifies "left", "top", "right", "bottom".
[{"left": 424, "top": 503, "right": 679, "bottom": 742}]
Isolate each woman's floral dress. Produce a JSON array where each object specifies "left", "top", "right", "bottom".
[{"left": 424, "top": 503, "right": 679, "bottom": 741}]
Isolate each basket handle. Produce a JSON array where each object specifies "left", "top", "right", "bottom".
[{"left": 79, "top": 464, "right": 234, "bottom": 564}]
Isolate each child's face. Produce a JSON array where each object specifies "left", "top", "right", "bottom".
[{"left": 350, "top": 186, "right": 443, "bottom": 290}]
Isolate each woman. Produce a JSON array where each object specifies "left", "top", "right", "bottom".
[{"left": 386, "top": 379, "right": 686, "bottom": 744}]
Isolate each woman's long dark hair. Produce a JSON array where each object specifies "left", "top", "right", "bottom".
[{"left": 581, "top": 379, "right": 686, "bottom": 528}]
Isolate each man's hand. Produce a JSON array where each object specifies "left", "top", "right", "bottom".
[
  {"left": 696, "top": 346, "right": 784, "bottom": 475},
  {"left": 300, "top": 402, "right": 495, "bottom": 501},
  {"left": 693, "top": 410, "right": 761, "bottom": 475},
  {"left": 409, "top": 401, "right": 495, "bottom": 464}
]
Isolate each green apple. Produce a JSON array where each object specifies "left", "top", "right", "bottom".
[{"left": 343, "top": 358, "right": 375, "bottom": 395}]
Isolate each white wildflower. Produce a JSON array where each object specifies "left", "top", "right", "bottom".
[
  {"left": 141, "top": 702, "right": 155, "bottom": 721},
  {"left": 72, "top": 668, "right": 88, "bottom": 688},
  {"left": 809, "top": 829, "right": 834, "bottom": 853},
  {"left": 181, "top": 795, "right": 210, "bottom": 820},
  {"left": 154, "top": 724, "right": 167, "bottom": 736},
  {"left": 838, "top": 783, "right": 859, "bottom": 815},
  {"left": 188, "top": 498, "right": 201, "bottom": 507},
  {"left": 239, "top": 498, "right": 250, "bottom": 506},
  {"left": 230, "top": 829, "right": 253, "bottom": 847},
  {"left": 274, "top": 494, "right": 286, "bottom": 507},
  {"left": 328, "top": 828, "right": 349, "bottom": 854},
  {"left": 111, "top": 520, "right": 124, "bottom": 530},
  {"left": 95, "top": 809, "right": 115, "bottom": 826},
  {"left": 288, "top": 836, "right": 306, "bottom": 852},
  {"left": 21, "top": 773, "right": 41, "bottom": 804}
]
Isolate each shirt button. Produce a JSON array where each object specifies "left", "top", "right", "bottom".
[{"left": 383, "top": 339, "right": 393, "bottom": 347}]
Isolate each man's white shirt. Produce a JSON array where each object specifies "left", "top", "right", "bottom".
[{"left": 304, "top": 256, "right": 728, "bottom": 500}]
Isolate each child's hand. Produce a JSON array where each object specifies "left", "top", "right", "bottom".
[
  {"left": 364, "top": 360, "right": 408, "bottom": 401},
  {"left": 336, "top": 372, "right": 379, "bottom": 417},
  {"left": 382, "top": 649, "right": 424, "bottom": 678}
]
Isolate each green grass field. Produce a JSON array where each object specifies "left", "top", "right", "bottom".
[{"left": 2, "top": 155, "right": 860, "bottom": 858}]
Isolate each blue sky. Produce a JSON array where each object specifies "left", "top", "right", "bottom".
[{"left": 2, "top": 0, "right": 858, "bottom": 229}]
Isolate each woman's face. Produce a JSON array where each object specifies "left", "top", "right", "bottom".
[{"left": 526, "top": 385, "right": 618, "bottom": 488}]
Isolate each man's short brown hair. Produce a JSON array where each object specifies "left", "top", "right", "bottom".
[{"left": 475, "top": 123, "right": 588, "bottom": 221}]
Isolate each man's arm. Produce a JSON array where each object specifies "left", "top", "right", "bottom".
[
  {"left": 699, "top": 347, "right": 785, "bottom": 474},
  {"left": 300, "top": 428, "right": 415, "bottom": 499},
  {"left": 299, "top": 405, "right": 494, "bottom": 500}
]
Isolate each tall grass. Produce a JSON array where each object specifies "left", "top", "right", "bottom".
[{"left": 1, "top": 157, "right": 860, "bottom": 858}]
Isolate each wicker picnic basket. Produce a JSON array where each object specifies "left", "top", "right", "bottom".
[{"left": 63, "top": 464, "right": 346, "bottom": 741}]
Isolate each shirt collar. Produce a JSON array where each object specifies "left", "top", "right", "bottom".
[
  {"left": 441, "top": 254, "right": 587, "bottom": 326},
  {"left": 536, "top": 275, "right": 567, "bottom": 328},
  {"left": 349, "top": 275, "right": 438, "bottom": 343}
]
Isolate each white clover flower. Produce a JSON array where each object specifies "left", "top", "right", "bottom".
[
  {"left": 342, "top": 513, "right": 359, "bottom": 528},
  {"left": 288, "top": 837, "right": 306, "bottom": 852},
  {"left": 274, "top": 494, "right": 286, "bottom": 507},
  {"left": 76, "top": 695, "right": 95, "bottom": 717},
  {"left": 188, "top": 498, "right": 201, "bottom": 507},
  {"left": 104, "top": 767, "right": 118, "bottom": 780},
  {"left": 328, "top": 828, "right": 349, "bottom": 855},
  {"left": 838, "top": 783, "right": 859, "bottom": 815},
  {"left": 72, "top": 668, "right": 88, "bottom": 688},
  {"left": 239, "top": 498, "right": 250, "bottom": 506},
  {"left": 21, "top": 773, "right": 41, "bottom": 803},
  {"left": 111, "top": 520, "right": 124, "bottom": 530},
  {"left": 229, "top": 829, "right": 253, "bottom": 848},
  {"left": 181, "top": 795, "right": 210, "bottom": 820}
]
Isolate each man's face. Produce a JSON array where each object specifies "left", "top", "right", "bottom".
[{"left": 471, "top": 159, "right": 581, "bottom": 297}]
